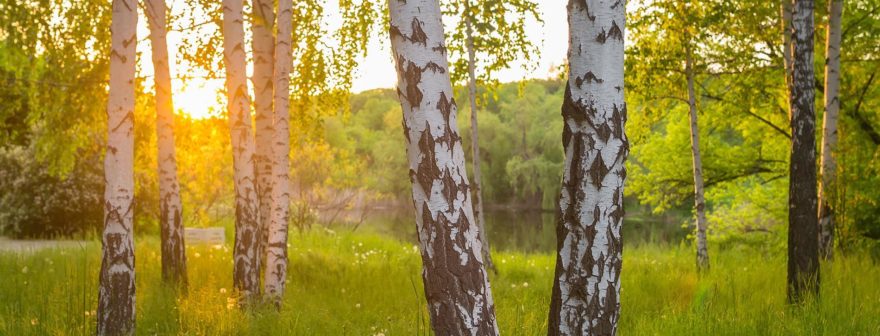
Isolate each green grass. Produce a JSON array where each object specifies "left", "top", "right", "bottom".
[{"left": 0, "top": 230, "right": 878, "bottom": 335}]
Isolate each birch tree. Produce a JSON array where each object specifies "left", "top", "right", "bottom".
[
  {"left": 253, "top": 0, "right": 275, "bottom": 268},
  {"left": 97, "top": 0, "right": 137, "bottom": 333},
  {"left": 787, "top": 0, "right": 820, "bottom": 303},
  {"left": 818, "top": 0, "right": 842, "bottom": 260},
  {"left": 445, "top": 0, "right": 541, "bottom": 274},
  {"left": 548, "top": 0, "right": 627, "bottom": 334},
  {"left": 223, "top": 0, "right": 261, "bottom": 304},
  {"left": 144, "top": 0, "right": 187, "bottom": 289},
  {"left": 685, "top": 45, "right": 709, "bottom": 272},
  {"left": 388, "top": 0, "right": 498, "bottom": 333},
  {"left": 264, "top": 0, "right": 293, "bottom": 307}
]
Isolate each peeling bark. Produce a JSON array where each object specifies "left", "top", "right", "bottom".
[
  {"left": 264, "top": 0, "right": 292, "bottom": 308},
  {"left": 818, "top": 0, "right": 842, "bottom": 260},
  {"left": 144, "top": 0, "right": 187, "bottom": 290},
  {"left": 252, "top": 0, "right": 275, "bottom": 270},
  {"left": 463, "top": 0, "right": 495, "bottom": 274},
  {"left": 548, "top": 0, "right": 627, "bottom": 335},
  {"left": 388, "top": 0, "right": 498, "bottom": 334},
  {"left": 223, "top": 0, "right": 261, "bottom": 304},
  {"left": 686, "top": 47, "right": 709, "bottom": 272},
  {"left": 787, "top": 0, "right": 820, "bottom": 304},
  {"left": 97, "top": 0, "right": 137, "bottom": 334}
]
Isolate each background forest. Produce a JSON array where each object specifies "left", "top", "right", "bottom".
[{"left": 1, "top": 0, "right": 880, "bottom": 334}]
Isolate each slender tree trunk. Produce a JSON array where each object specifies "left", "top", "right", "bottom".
[
  {"left": 223, "top": 0, "right": 261, "bottom": 304},
  {"left": 787, "top": 0, "right": 820, "bottom": 304},
  {"left": 97, "top": 0, "right": 137, "bottom": 334},
  {"left": 782, "top": 0, "right": 793, "bottom": 110},
  {"left": 388, "top": 0, "right": 498, "bottom": 333},
  {"left": 685, "top": 47, "right": 710, "bottom": 272},
  {"left": 818, "top": 0, "right": 842, "bottom": 260},
  {"left": 264, "top": 0, "right": 292, "bottom": 308},
  {"left": 548, "top": 1, "right": 627, "bottom": 335},
  {"left": 252, "top": 0, "right": 275, "bottom": 272},
  {"left": 144, "top": 0, "right": 188, "bottom": 290},
  {"left": 463, "top": 0, "right": 496, "bottom": 274}
]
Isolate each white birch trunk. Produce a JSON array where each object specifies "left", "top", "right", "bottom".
[
  {"left": 388, "top": 0, "right": 498, "bottom": 333},
  {"left": 252, "top": 0, "right": 275, "bottom": 269},
  {"left": 97, "top": 0, "right": 137, "bottom": 334},
  {"left": 264, "top": 0, "right": 293, "bottom": 307},
  {"left": 787, "top": 0, "right": 820, "bottom": 304},
  {"left": 818, "top": 0, "right": 842, "bottom": 260},
  {"left": 223, "top": 0, "right": 261, "bottom": 304},
  {"left": 144, "top": 0, "right": 188, "bottom": 289},
  {"left": 782, "top": 0, "right": 793, "bottom": 112},
  {"left": 548, "top": 1, "right": 627, "bottom": 334},
  {"left": 686, "top": 47, "right": 710, "bottom": 272},
  {"left": 463, "top": 0, "right": 495, "bottom": 273}
]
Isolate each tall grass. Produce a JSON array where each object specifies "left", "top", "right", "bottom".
[{"left": 0, "top": 230, "right": 877, "bottom": 335}]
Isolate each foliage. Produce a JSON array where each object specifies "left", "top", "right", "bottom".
[
  {"left": 328, "top": 80, "right": 565, "bottom": 207},
  {"left": 0, "top": 0, "right": 111, "bottom": 176},
  {"left": 1, "top": 232, "right": 879, "bottom": 334},
  {"left": 442, "top": 0, "right": 541, "bottom": 98},
  {"left": 626, "top": 0, "right": 880, "bottom": 244},
  {"left": 0, "top": 146, "right": 103, "bottom": 238}
]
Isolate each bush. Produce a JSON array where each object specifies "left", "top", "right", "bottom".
[{"left": 0, "top": 147, "right": 103, "bottom": 238}]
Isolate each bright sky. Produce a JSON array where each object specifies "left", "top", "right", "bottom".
[{"left": 136, "top": 1, "right": 568, "bottom": 119}]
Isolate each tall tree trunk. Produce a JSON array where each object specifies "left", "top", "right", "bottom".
[
  {"left": 388, "top": 0, "right": 498, "bottom": 334},
  {"left": 787, "top": 0, "right": 820, "bottom": 304},
  {"left": 223, "top": 0, "right": 261, "bottom": 304},
  {"left": 818, "top": 0, "right": 842, "bottom": 260},
  {"left": 686, "top": 46, "right": 710, "bottom": 272},
  {"left": 252, "top": 0, "right": 275, "bottom": 272},
  {"left": 264, "top": 0, "right": 292, "bottom": 308},
  {"left": 782, "top": 0, "right": 793, "bottom": 111},
  {"left": 144, "top": 0, "right": 188, "bottom": 290},
  {"left": 97, "top": 0, "right": 137, "bottom": 334},
  {"left": 463, "top": 0, "right": 495, "bottom": 274},
  {"left": 548, "top": 1, "right": 627, "bottom": 335}
]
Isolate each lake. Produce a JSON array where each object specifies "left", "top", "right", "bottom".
[{"left": 322, "top": 206, "right": 691, "bottom": 253}]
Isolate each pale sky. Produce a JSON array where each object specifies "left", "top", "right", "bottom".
[{"left": 136, "top": 0, "right": 569, "bottom": 119}]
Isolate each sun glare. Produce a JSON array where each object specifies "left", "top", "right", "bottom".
[{"left": 173, "top": 79, "right": 223, "bottom": 120}]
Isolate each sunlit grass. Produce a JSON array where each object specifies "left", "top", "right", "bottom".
[{"left": 0, "top": 230, "right": 877, "bottom": 335}]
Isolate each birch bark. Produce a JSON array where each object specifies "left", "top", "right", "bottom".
[
  {"left": 388, "top": 0, "right": 498, "bottom": 333},
  {"left": 223, "top": 0, "right": 261, "bottom": 304},
  {"left": 144, "top": 0, "right": 188, "bottom": 289},
  {"left": 686, "top": 47, "right": 710, "bottom": 272},
  {"left": 252, "top": 0, "right": 275, "bottom": 268},
  {"left": 264, "top": 0, "right": 293, "bottom": 307},
  {"left": 818, "top": 0, "right": 842, "bottom": 260},
  {"left": 97, "top": 0, "right": 137, "bottom": 333},
  {"left": 463, "top": 0, "right": 495, "bottom": 273},
  {"left": 548, "top": 0, "right": 627, "bottom": 335},
  {"left": 787, "top": 0, "right": 820, "bottom": 304}
]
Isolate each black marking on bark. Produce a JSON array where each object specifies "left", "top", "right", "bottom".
[
  {"left": 432, "top": 44, "right": 447, "bottom": 54},
  {"left": 401, "top": 116, "right": 413, "bottom": 143},
  {"left": 589, "top": 153, "right": 609, "bottom": 186},
  {"left": 409, "top": 17, "right": 428, "bottom": 45},
  {"left": 403, "top": 61, "right": 423, "bottom": 107},
  {"left": 597, "top": 123, "right": 612, "bottom": 143},
  {"left": 577, "top": 71, "right": 603, "bottom": 89},
  {"left": 437, "top": 91, "right": 453, "bottom": 123},
  {"left": 423, "top": 62, "right": 445, "bottom": 74},
  {"left": 416, "top": 124, "right": 442, "bottom": 194},
  {"left": 608, "top": 21, "right": 624, "bottom": 42}
]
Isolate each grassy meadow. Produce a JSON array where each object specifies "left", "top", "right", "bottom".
[{"left": 0, "top": 230, "right": 878, "bottom": 335}]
